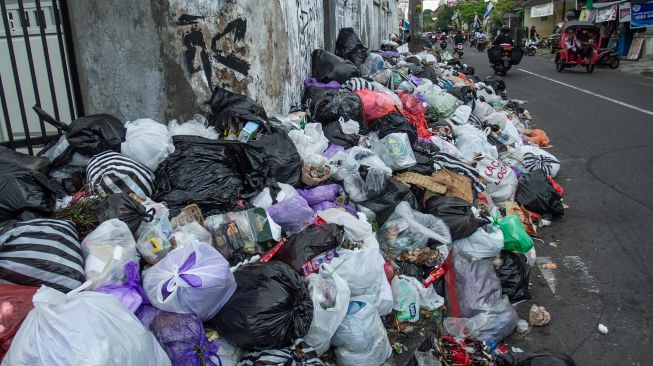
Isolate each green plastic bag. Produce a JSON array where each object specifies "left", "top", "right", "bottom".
[{"left": 495, "top": 215, "right": 534, "bottom": 254}]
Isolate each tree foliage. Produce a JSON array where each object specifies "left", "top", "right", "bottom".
[
  {"left": 423, "top": 9, "right": 437, "bottom": 32},
  {"left": 434, "top": 6, "right": 456, "bottom": 31}
]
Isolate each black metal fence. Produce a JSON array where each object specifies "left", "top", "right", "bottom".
[{"left": 0, "top": 0, "right": 83, "bottom": 154}]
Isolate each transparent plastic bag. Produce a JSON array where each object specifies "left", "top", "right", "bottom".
[
  {"left": 378, "top": 202, "right": 452, "bottom": 256},
  {"left": 170, "top": 221, "right": 213, "bottom": 248},
  {"left": 168, "top": 114, "right": 219, "bottom": 139},
  {"left": 3, "top": 284, "right": 171, "bottom": 366},
  {"left": 266, "top": 195, "right": 314, "bottom": 234},
  {"left": 343, "top": 168, "right": 388, "bottom": 202},
  {"left": 331, "top": 301, "right": 392, "bottom": 366},
  {"left": 453, "top": 225, "right": 504, "bottom": 259},
  {"left": 94, "top": 261, "right": 148, "bottom": 313},
  {"left": 304, "top": 264, "right": 351, "bottom": 355},
  {"left": 121, "top": 118, "right": 175, "bottom": 172},
  {"left": 81, "top": 219, "right": 138, "bottom": 290},
  {"left": 288, "top": 123, "right": 329, "bottom": 165},
  {"left": 391, "top": 275, "right": 420, "bottom": 322},
  {"left": 142, "top": 242, "right": 236, "bottom": 320},
  {"left": 371, "top": 133, "right": 417, "bottom": 171}
]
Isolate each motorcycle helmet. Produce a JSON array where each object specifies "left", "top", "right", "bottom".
[{"left": 500, "top": 25, "right": 510, "bottom": 34}]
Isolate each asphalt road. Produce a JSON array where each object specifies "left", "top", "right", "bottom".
[{"left": 458, "top": 46, "right": 653, "bottom": 365}]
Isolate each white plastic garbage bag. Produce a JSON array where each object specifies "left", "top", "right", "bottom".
[
  {"left": 2, "top": 284, "right": 171, "bottom": 366},
  {"left": 430, "top": 135, "right": 463, "bottom": 158},
  {"left": 331, "top": 301, "right": 392, "bottom": 366},
  {"left": 447, "top": 105, "right": 473, "bottom": 125},
  {"left": 453, "top": 225, "right": 504, "bottom": 259},
  {"left": 391, "top": 275, "right": 420, "bottom": 322},
  {"left": 81, "top": 219, "right": 139, "bottom": 290},
  {"left": 288, "top": 123, "right": 329, "bottom": 165},
  {"left": 304, "top": 264, "right": 351, "bottom": 355},
  {"left": 476, "top": 156, "right": 518, "bottom": 204},
  {"left": 472, "top": 101, "right": 495, "bottom": 120},
  {"left": 121, "top": 118, "right": 175, "bottom": 172},
  {"left": 142, "top": 242, "right": 236, "bottom": 320},
  {"left": 454, "top": 132, "right": 498, "bottom": 163},
  {"left": 168, "top": 115, "right": 219, "bottom": 139},
  {"left": 378, "top": 202, "right": 452, "bottom": 256},
  {"left": 371, "top": 132, "right": 416, "bottom": 171},
  {"left": 519, "top": 145, "right": 560, "bottom": 177}
]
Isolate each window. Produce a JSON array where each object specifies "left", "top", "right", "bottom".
[{"left": 7, "top": 12, "right": 16, "bottom": 31}]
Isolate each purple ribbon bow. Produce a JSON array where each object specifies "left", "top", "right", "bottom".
[{"left": 161, "top": 251, "right": 203, "bottom": 300}]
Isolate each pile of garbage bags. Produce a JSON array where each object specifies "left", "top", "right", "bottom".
[{"left": 0, "top": 28, "right": 573, "bottom": 366}]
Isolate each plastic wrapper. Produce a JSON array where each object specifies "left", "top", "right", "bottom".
[
  {"left": 0, "top": 165, "right": 55, "bottom": 223},
  {"left": 371, "top": 132, "right": 417, "bottom": 171},
  {"left": 0, "top": 284, "right": 37, "bottom": 362},
  {"left": 495, "top": 250, "right": 531, "bottom": 301},
  {"left": 311, "top": 88, "right": 364, "bottom": 125},
  {"left": 121, "top": 118, "right": 175, "bottom": 172},
  {"left": 298, "top": 184, "right": 340, "bottom": 206},
  {"left": 149, "top": 312, "right": 221, "bottom": 366},
  {"left": 94, "top": 261, "right": 148, "bottom": 313},
  {"left": 311, "top": 49, "right": 360, "bottom": 83},
  {"left": 444, "top": 248, "right": 518, "bottom": 344},
  {"left": 515, "top": 171, "right": 564, "bottom": 217},
  {"left": 275, "top": 224, "right": 342, "bottom": 273},
  {"left": 94, "top": 193, "right": 153, "bottom": 234},
  {"left": 209, "top": 261, "right": 313, "bottom": 350},
  {"left": 154, "top": 136, "right": 269, "bottom": 216},
  {"left": 495, "top": 215, "right": 534, "bottom": 254},
  {"left": 453, "top": 225, "right": 504, "bottom": 259},
  {"left": 335, "top": 27, "right": 369, "bottom": 67},
  {"left": 378, "top": 202, "right": 452, "bottom": 256},
  {"left": 0, "top": 219, "right": 85, "bottom": 293},
  {"left": 355, "top": 89, "right": 402, "bottom": 123},
  {"left": 143, "top": 242, "right": 236, "bottom": 320},
  {"left": 476, "top": 156, "right": 519, "bottom": 204},
  {"left": 304, "top": 264, "right": 351, "bottom": 355},
  {"left": 267, "top": 195, "right": 314, "bottom": 234},
  {"left": 331, "top": 301, "right": 392, "bottom": 366},
  {"left": 3, "top": 284, "right": 171, "bottom": 366},
  {"left": 424, "top": 196, "right": 490, "bottom": 240},
  {"left": 81, "top": 218, "right": 139, "bottom": 290},
  {"left": 251, "top": 130, "right": 302, "bottom": 186}
]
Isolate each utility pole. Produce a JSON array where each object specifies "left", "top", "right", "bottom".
[{"left": 409, "top": 0, "right": 423, "bottom": 53}]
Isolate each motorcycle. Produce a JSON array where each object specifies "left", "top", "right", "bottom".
[
  {"left": 596, "top": 47, "right": 620, "bottom": 69},
  {"left": 476, "top": 37, "right": 487, "bottom": 51},
  {"left": 525, "top": 38, "right": 538, "bottom": 56},
  {"left": 454, "top": 43, "right": 464, "bottom": 58},
  {"left": 470, "top": 36, "right": 477, "bottom": 47},
  {"left": 440, "top": 40, "right": 447, "bottom": 50},
  {"left": 488, "top": 44, "right": 524, "bottom": 76}
]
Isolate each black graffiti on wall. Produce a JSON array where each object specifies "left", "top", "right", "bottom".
[{"left": 178, "top": 14, "right": 250, "bottom": 86}]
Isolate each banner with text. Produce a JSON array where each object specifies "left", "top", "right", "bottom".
[
  {"left": 530, "top": 2, "right": 554, "bottom": 17},
  {"left": 631, "top": 2, "right": 653, "bottom": 28}
]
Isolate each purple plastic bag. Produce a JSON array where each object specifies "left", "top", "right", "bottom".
[
  {"left": 136, "top": 305, "right": 162, "bottom": 329},
  {"left": 324, "top": 144, "right": 345, "bottom": 159},
  {"left": 95, "top": 261, "right": 149, "bottom": 313},
  {"left": 267, "top": 195, "right": 314, "bottom": 234},
  {"left": 150, "top": 311, "right": 221, "bottom": 366},
  {"left": 410, "top": 75, "right": 422, "bottom": 86},
  {"left": 297, "top": 184, "right": 340, "bottom": 206},
  {"left": 379, "top": 51, "right": 400, "bottom": 58},
  {"left": 304, "top": 77, "right": 341, "bottom": 90}
]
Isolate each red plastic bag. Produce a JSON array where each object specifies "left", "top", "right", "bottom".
[
  {"left": 354, "top": 89, "right": 401, "bottom": 123},
  {"left": 547, "top": 176, "right": 565, "bottom": 197},
  {"left": 0, "top": 284, "right": 37, "bottom": 362},
  {"left": 398, "top": 92, "right": 432, "bottom": 139}
]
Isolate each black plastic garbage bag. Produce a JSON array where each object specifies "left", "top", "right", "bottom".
[
  {"left": 311, "top": 49, "right": 360, "bottom": 84},
  {"left": 0, "top": 164, "right": 56, "bottom": 223},
  {"left": 208, "top": 86, "right": 269, "bottom": 134},
  {"left": 335, "top": 28, "right": 369, "bottom": 67},
  {"left": 322, "top": 121, "right": 359, "bottom": 148},
  {"left": 495, "top": 250, "right": 531, "bottom": 301},
  {"left": 408, "top": 142, "right": 439, "bottom": 175},
  {"left": 424, "top": 196, "right": 489, "bottom": 240},
  {"left": 0, "top": 147, "right": 50, "bottom": 174},
  {"left": 65, "top": 114, "right": 125, "bottom": 156},
  {"left": 301, "top": 85, "right": 330, "bottom": 109},
  {"left": 94, "top": 193, "right": 153, "bottom": 234},
  {"left": 358, "top": 179, "right": 419, "bottom": 225},
  {"left": 484, "top": 76, "right": 506, "bottom": 94},
  {"left": 251, "top": 130, "right": 302, "bottom": 186},
  {"left": 495, "top": 351, "right": 575, "bottom": 366},
  {"left": 515, "top": 171, "right": 564, "bottom": 217},
  {"left": 154, "top": 136, "right": 269, "bottom": 216},
  {"left": 311, "top": 88, "right": 364, "bottom": 127},
  {"left": 374, "top": 113, "right": 417, "bottom": 146},
  {"left": 446, "top": 86, "right": 477, "bottom": 104},
  {"left": 275, "top": 224, "right": 342, "bottom": 273},
  {"left": 210, "top": 261, "right": 313, "bottom": 350}
]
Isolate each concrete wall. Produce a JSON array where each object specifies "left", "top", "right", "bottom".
[{"left": 68, "top": 0, "right": 397, "bottom": 123}]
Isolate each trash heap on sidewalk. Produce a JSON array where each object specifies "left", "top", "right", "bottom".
[{"left": 0, "top": 28, "right": 573, "bottom": 366}]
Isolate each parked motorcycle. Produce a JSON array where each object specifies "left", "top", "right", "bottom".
[
  {"left": 596, "top": 47, "right": 620, "bottom": 69},
  {"left": 525, "top": 39, "right": 538, "bottom": 56},
  {"left": 454, "top": 43, "right": 464, "bottom": 58}
]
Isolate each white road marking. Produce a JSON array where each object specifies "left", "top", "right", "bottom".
[
  {"left": 561, "top": 256, "right": 600, "bottom": 293},
  {"left": 518, "top": 68, "right": 653, "bottom": 116}
]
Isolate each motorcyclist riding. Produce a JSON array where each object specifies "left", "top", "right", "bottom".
[
  {"left": 453, "top": 30, "right": 465, "bottom": 45},
  {"left": 493, "top": 25, "right": 514, "bottom": 46}
]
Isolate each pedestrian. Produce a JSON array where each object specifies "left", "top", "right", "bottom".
[{"left": 530, "top": 26, "right": 536, "bottom": 39}]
